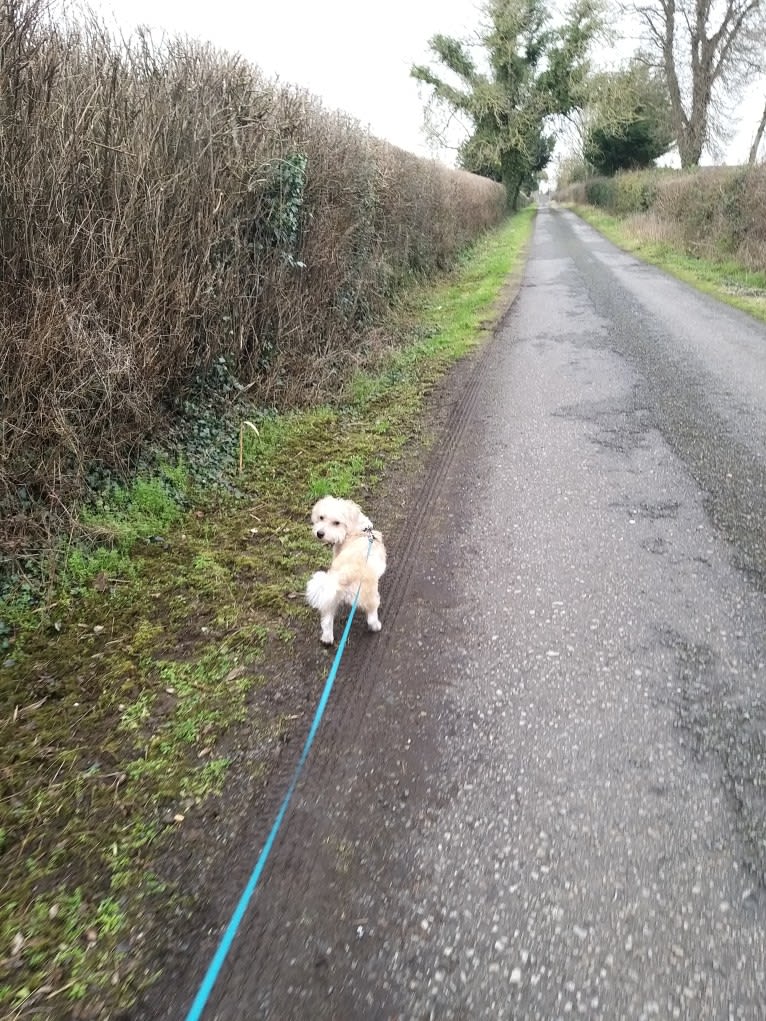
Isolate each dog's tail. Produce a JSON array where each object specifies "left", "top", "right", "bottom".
[{"left": 305, "top": 571, "right": 340, "bottom": 610}]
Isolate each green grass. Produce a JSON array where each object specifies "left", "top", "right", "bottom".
[
  {"left": 0, "top": 208, "right": 535, "bottom": 1018},
  {"left": 567, "top": 203, "right": 766, "bottom": 322}
]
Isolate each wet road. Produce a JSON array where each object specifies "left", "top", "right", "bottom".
[{"left": 178, "top": 206, "right": 766, "bottom": 1019}]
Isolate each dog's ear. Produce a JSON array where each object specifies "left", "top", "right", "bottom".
[{"left": 345, "top": 500, "right": 372, "bottom": 531}]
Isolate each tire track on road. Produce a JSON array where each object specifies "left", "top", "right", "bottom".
[{"left": 202, "top": 303, "right": 520, "bottom": 1018}]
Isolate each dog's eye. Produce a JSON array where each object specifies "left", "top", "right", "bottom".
[
  {"left": 317, "top": 515, "right": 324, "bottom": 521},
  {"left": 332, "top": 521, "right": 340, "bottom": 527}
]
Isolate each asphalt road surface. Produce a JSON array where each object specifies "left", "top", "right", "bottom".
[{"left": 171, "top": 205, "right": 766, "bottom": 1020}]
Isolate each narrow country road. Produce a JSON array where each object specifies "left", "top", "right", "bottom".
[{"left": 157, "top": 205, "right": 766, "bottom": 1020}]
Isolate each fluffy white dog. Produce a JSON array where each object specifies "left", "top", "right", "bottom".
[{"left": 305, "top": 495, "right": 387, "bottom": 645}]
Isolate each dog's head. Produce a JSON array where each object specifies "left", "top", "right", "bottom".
[{"left": 310, "top": 496, "right": 372, "bottom": 547}]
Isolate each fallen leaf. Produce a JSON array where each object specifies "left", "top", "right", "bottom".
[{"left": 225, "top": 666, "right": 248, "bottom": 682}]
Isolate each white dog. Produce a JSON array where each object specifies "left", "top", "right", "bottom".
[{"left": 305, "top": 495, "right": 387, "bottom": 645}]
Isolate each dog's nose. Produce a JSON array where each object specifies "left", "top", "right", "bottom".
[{"left": 316, "top": 529, "right": 324, "bottom": 539}]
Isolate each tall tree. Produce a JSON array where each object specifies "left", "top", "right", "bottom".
[
  {"left": 411, "top": 0, "right": 603, "bottom": 208},
  {"left": 584, "top": 60, "right": 675, "bottom": 174},
  {"left": 631, "top": 0, "right": 765, "bottom": 166}
]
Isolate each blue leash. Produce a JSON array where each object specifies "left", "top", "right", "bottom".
[{"left": 183, "top": 543, "right": 371, "bottom": 1021}]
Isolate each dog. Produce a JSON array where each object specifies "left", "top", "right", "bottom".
[{"left": 305, "top": 495, "right": 387, "bottom": 645}]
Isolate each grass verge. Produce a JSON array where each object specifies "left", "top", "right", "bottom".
[
  {"left": 0, "top": 207, "right": 535, "bottom": 1019},
  {"left": 565, "top": 203, "right": 766, "bottom": 323}
]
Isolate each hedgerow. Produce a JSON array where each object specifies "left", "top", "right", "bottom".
[{"left": 0, "top": 0, "right": 506, "bottom": 568}]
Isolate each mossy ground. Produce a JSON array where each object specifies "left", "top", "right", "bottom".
[
  {"left": 565, "top": 203, "right": 766, "bottom": 322},
  {"left": 0, "top": 208, "right": 535, "bottom": 1019}
]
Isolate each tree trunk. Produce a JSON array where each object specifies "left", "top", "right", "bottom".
[
  {"left": 749, "top": 101, "right": 766, "bottom": 164},
  {"left": 505, "top": 173, "right": 523, "bottom": 210},
  {"left": 677, "top": 125, "right": 705, "bottom": 167}
]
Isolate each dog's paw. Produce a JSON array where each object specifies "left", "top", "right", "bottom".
[
  {"left": 367, "top": 620, "right": 382, "bottom": 633},
  {"left": 320, "top": 633, "right": 334, "bottom": 646}
]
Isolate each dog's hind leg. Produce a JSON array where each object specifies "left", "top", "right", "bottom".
[
  {"left": 360, "top": 584, "right": 382, "bottom": 633},
  {"left": 319, "top": 609, "right": 335, "bottom": 645},
  {"left": 306, "top": 570, "right": 339, "bottom": 645},
  {"left": 366, "top": 609, "right": 382, "bottom": 633}
]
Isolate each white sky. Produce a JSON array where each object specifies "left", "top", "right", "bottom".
[
  {"left": 98, "top": 0, "right": 763, "bottom": 167},
  {"left": 100, "top": 0, "right": 480, "bottom": 163}
]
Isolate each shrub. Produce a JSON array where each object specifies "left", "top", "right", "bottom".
[
  {"left": 613, "top": 170, "right": 660, "bottom": 215},
  {"left": 584, "top": 177, "right": 617, "bottom": 210}
]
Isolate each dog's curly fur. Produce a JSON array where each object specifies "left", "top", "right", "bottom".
[{"left": 305, "top": 495, "right": 387, "bottom": 645}]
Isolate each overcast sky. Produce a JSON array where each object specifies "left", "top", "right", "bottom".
[
  {"left": 100, "top": 0, "right": 762, "bottom": 167},
  {"left": 101, "top": 0, "right": 480, "bottom": 162}
]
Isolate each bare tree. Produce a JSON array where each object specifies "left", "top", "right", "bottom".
[
  {"left": 631, "top": 0, "right": 764, "bottom": 166},
  {"left": 749, "top": 100, "right": 766, "bottom": 162}
]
